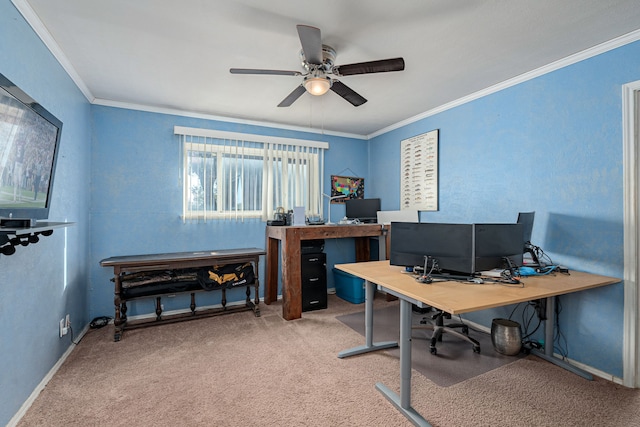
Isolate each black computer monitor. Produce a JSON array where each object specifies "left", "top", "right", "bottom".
[
  {"left": 517, "top": 212, "right": 535, "bottom": 245},
  {"left": 345, "top": 198, "right": 381, "bottom": 223},
  {"left": 474, "top": 223, "right": 525, "bottom": 272},
  {"left": 517, "top": 211, "right": 541, "bottom": 266},
  {"left": 389, "top": 222, "right": 475, "bottom": 275}
]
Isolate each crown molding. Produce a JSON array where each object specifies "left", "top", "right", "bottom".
[
  {"left": 93, "top": 99, "right": 367, "bottom": 140},
  {"left": 13, "top": 0, "right": 640, "bottom": 142},
  {"left": 369, "top": 28, "right": 640, "bottom": 139},
  {"left": 11, "top": 0, "right": 95, "bottom": 103}
]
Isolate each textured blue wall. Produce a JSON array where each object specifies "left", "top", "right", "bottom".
[
  {"left": 0, "top": 1, "right": 92, "bottom": 425},
  {"left": 89, "top": 106, "right": 369, "bottom": 320},
  {"left": 2, "top": 0, "right": 638, "bottom": 421},
  {"left": 369, "top": 41, "right": 640, "bottom": 377}
]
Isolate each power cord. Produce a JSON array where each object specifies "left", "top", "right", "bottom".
[
  {"left": 553, "top": 297, "right": 568, "bottom": 359},
  {"left": 65, "top": 316, "right": 113, "bottom": 345}
]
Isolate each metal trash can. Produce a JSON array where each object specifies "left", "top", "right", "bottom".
[{"left": 491, "top": 318, "right": 522, "bottom": 356}]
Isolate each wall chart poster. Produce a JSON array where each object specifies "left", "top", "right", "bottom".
[
  {"left": 400, "top": 129, "right": 438, "bottom": 211},
  {"left": 330, "top": 175, "right": 364, "bottom": 203}
]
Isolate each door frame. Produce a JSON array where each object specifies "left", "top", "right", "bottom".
[{"left": 622, "top": 80, "right": 640, "bottom": 388}]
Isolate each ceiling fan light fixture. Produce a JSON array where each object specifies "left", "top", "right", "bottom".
[{"left": 304, "top": 76, "right": 331, "bottom": 96}]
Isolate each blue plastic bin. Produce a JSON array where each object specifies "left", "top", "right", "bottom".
[{"left": 333, "top": 268, "right": 365, "bottom": 304}]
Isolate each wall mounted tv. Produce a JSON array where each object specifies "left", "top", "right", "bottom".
[{"left": 0, "top": 72, "right": 62, "bottom": 221}]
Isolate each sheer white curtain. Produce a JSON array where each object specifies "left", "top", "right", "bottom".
[{"left": 175, "top": 126, "right": 327, "bottom": 222}]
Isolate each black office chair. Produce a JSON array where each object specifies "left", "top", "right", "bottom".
[{"left": 412, "top": 306, "right": 481, "bottom": 355}]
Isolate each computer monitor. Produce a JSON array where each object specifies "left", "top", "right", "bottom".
[
  {"left": 389, "top": 222, "right": 475, "bottom": 275},
  {"left": 517, "top": 211, "right": 541, "bottom": 266},
  {"left": 474, "top": 223, "right": 525, "bottom": 272},
  {"left": 376, "top": 209, "right": 418, "bottom": 225},
  {"left": 345, "top": 198, "right": 381, "bottom": 223},
  {"left": 517, "top": 212, "right": 535, "bottom": 245}
]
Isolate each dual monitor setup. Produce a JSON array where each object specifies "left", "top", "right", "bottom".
[{"left": 389, "top": 212, "right": 536, "bottom": 284}]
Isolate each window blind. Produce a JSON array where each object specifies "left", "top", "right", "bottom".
[{"left": 175, "top": 126, "right": 327, "bottom": 222}]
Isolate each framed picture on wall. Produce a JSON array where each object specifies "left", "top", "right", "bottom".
[
  {"left": 330, "top": 175, "right": 364, "bottom": 203},
  {"left": 400, "top": 129, "right": 438, "bottom": 211}
]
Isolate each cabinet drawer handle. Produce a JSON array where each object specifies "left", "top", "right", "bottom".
[{"left": 309, "top": 277, "right": 320, "bottom": 282}]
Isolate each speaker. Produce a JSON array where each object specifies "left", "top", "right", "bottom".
[{"left": 301, "top": 252, "right": 327, "bottom": 312}]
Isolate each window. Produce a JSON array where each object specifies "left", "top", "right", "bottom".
[{"left": 175, "top": 126, "right": 327, "bottom": 221}]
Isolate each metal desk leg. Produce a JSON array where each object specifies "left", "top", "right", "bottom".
[
  {"left": 531, "top": 296, "right": 593, "bottom": 380},
  {"left": 338, "top": 279, "right": 398, "bottom": 358},
  {"left": 376, "top": 298, "right": 432, "bottom": 427}
]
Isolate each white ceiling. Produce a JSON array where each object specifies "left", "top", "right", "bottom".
[{"left": 15, "top": 0, "right": 640, "bottom": 137}]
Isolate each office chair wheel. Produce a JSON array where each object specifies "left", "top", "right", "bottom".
[
  {"left": 473, "top": 345, "right": 481, "bottom": 353},
  {"left": 430, "top": 346, "right": 437, "bottom": 355}
]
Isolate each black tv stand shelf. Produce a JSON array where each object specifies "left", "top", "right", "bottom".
[{"left": 0, "top": 221, "right": 74, "bottom": 256}]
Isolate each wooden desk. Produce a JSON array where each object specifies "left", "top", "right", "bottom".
[
  {"left": 265, "top": 224, "right": 385, "bottom": 320},
  {"left": 335, "top": 260, "right": 619, "bottom": 427},
  {"left": 101, "top": 248, "right": 265, "bottom": 341}
]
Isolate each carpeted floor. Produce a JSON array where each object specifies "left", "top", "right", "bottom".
[
  {"left": 14, "top": 294, "right": 640, "bottom": 427},
  {"left": 337, "top": 304, "right": 525, "bottom": 387}
]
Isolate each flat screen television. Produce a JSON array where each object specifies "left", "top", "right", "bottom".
[
  {"left": 474, "top": 223, "right": 524, "bottom": 272},
  {"left": 389, "top": 222, "right": 475, "bottom": 275},
  {"left": 0, "top": 72, "right": 62, "bottom": 221},
  {"left": 345, "top": 198, "right": 380, "bottom": 223}
]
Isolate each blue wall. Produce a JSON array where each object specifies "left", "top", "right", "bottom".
[
  {"left": 89, "top": 106, "right": 369, "bottom": 320},
  {"left": 0, "top": 1, "right": 92, "bottom": 425},
  {"left": 1, "top": 0, "right": 638, "bottom": 422},
  {"left": 369, "top": 41, "right": 640, "bottom": 377}
]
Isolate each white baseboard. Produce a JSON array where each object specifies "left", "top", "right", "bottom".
[
  {"left": 7, "top": 323, "right": 90, "bottom": 427},
  {"left": 455, "top": 315, "right": 623, "bottom": 384}
]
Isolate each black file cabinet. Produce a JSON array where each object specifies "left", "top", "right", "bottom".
[{"left": 301, "top": 252, "right": 327, "bottom": 312}]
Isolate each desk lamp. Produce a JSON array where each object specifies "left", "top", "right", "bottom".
[{"left": 322, "top": 193, "right": 347, "bottom": 224}]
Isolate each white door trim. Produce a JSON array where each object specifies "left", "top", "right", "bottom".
[{"left": 622, "top": 80, "right": 640, "bottom": 388}]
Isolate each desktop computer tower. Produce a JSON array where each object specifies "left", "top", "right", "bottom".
[{"left": 301, "top": 252, "right": 327, "bottom": 312}]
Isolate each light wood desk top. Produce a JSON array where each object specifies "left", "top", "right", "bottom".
[
  {"left": 335, "top": 260, "right": 620, "bottom": 314},
  {"left": 336, "top": 260, "right": 620, "bottom": 426}
]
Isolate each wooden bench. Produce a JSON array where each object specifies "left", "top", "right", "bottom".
[{"left": 100, "top": 248, "right": 265, "bottom": 341}]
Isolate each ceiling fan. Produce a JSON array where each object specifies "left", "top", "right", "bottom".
[{"left": 230, "top": 25, "right": 405, "bottom": 107}]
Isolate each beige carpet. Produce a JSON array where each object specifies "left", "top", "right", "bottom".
[{"left": 17, "top": 294, "right": 640, "bottom": 427}]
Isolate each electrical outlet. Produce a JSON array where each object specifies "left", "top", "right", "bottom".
[
  {"left": 59, "top": 318, "right": 67, "bottom": 337},
  {"left": 59, "top": 314, "right": 70, "bottom": 338}
]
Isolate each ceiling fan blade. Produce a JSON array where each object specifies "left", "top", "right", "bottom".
[
  {"left": 278, "top": 85, "right": 306, "bottom": 107},
  {"left": 230, "top": 68, "right": 302, "bottom": 76},
  {"left": 296, "top": 25, "right": 323, "bottom": 65},
  {"left": 332, "top": 57, "right": 405, "bottom": 76},
  {"left": 330, "top": 80, "right": 367, "bottom": 107}
]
